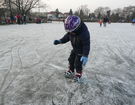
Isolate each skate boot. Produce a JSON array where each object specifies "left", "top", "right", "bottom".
[
  {"left": 74, "top": 73, "right": 82, "bottom": 83},
  {"left": 64, "top": 70, "right": 75, "bottom": 79}
]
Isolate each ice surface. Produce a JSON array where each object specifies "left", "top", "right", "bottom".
[{"left": 0, "top": 23, "right": 135, "bottom": 105}]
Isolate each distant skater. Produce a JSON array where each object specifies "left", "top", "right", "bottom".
[
  {"left": 132, "top": 19, "right": 135, "bottom": 25},
  {"left": 23, "top": 14, "right": 27, "bottom": 24},
  {"left": 99, "top": 19, "right": 103, "bottom": 27},
  {"left": 103, "top": 16, "right": 109, "bottom": 27}
]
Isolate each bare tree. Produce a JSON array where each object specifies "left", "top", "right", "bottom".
[
  {"left": 94, "top": 7, "right": 110, "bottom": 17},
  {"left": 36, "top": 1, "right": 47, "bottom": 12},
  {"left": 112, "top": 8, "right": 123, "bottom": 16},
  {"left": 0, "top": 0, "right": 7, "bottom": 17},
  {"left": 0, "top": 0, "right": 4, "bottom": 8},
  {"left": 0, "top": 0, "right": 2, "bottom": 6},
  {"left": 75, "top": 5, "right": 90, "bottom": 19},
  {"left": 10, "top": 0, "right": 42, "bottom": 15}
]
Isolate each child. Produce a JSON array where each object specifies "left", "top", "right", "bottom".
[
  {"left": 99, "top": 19, "right": 103, "bottom": 27},
  {"left": 53, "top": 15, "right": 90, "bottom": 82}
]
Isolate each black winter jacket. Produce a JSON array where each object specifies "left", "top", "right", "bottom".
[{"left": 60, "top": 22, "right": 90, "bottom": 57}]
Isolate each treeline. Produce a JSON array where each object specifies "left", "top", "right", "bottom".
[
  {"left": 0, "top": 0, "right": 135, "bottom": 23},
  {"left": 73, "top": 5, "right": 135, "bottom": 22}
]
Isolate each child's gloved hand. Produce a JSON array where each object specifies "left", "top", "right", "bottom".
[
  {"left": 53, "top": 40, "right": 61, "bottom": 45},
  {"left": 80, "top": 56, "right": 88, "bottom": 66}
]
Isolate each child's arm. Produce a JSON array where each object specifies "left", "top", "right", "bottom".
[
  {"left": 80, "top": 29, "right": 90, "bottom": 57},
  {"left": 80, "top": 30, "right": 90, "bottom": 66},
  {"left": 53, "top": 33, "right": 70, "bottom": 45},
  {"left": 60, "top": 33, "right": 70, "bottom": 44}
]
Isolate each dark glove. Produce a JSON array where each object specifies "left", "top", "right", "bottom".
[
  {"left": 80, "top": 56, "right": 88, "bottom": 66},
  {"left": 53, "top": 40, "right": 61, "bottom": 45}
]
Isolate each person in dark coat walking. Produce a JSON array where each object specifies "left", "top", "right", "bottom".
[
  {"left": 23, "top": 14, "right": 27, "bottom": 24},
  {"left": 53, "top": 15, "right": 90, "bottom": 82},
  {"left": 103, "top": 16, "right": 109, "bottom": 27},
  {"left": 16, "top": 14, "right": 21, "bottom": 24}
]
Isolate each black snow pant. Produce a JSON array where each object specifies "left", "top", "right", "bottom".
[{"left": 68, "top": 50, "right": 83, "bottom": 73}]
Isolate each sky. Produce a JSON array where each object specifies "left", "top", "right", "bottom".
[{"left": 42, "top": 0, "right": 135, "bottom": 12}]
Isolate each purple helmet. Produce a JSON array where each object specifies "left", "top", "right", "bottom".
[{"left": 64, "top": 15, "right": 81, "bottom": 32}]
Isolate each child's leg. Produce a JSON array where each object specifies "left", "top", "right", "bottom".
[
  {"left": 68, "top": 50, "right": 76, "bottom": 72},
  {"left": 75, "top": 55, "right": 83, "bottom": 77}
]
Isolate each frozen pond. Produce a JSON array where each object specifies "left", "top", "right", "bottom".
[{"left": 0, "top": 22, "right": 135, "bottom": 105}]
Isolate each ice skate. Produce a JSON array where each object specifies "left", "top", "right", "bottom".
[
  {"left": 64, "top": 70, "right": 75, "bottom": 79},
  {"left": 73, "top": 73, "right": 83, "bottom": 83}
]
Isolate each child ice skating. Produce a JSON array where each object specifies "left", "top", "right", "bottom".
[
  {"left": 99, "top": 19, "right": 103, "bottom": 27},
  {"left": 53, "top": 15, "right": 90, "bottom": 82}
]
